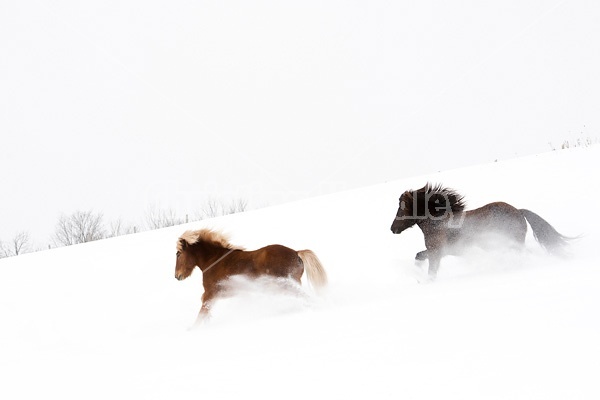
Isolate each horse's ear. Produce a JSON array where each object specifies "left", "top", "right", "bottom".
[{"left": 179, "top": 238, "right": 188, "bottom": 250}]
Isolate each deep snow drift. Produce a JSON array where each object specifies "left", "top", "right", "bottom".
[{"left": 1, "top": 147, "right": 599, "bottom": 399}]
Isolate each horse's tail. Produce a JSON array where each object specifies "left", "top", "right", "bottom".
[
  {"left": 298, "top": 250, "right": 328, "bottom": 290},
  {"left": 519, "top": 209, "right": 570, "bottom": 254}
]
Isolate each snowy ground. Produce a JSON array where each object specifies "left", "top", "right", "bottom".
[{"left": 1, "top": 146, "right": 599, "bottom": 399}]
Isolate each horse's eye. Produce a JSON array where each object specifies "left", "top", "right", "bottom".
[{"left": 176, "top": 251, "right": 181, "bottom": 258}]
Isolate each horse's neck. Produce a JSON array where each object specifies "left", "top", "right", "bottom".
[
  {"left": 416, "top": 217, "right": 450, "bottom": 233},
  {"left": 194, "top": 242, "right": 233, "bottom": 272}
]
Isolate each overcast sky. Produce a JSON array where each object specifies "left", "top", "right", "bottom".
[{"left": 2, "top": 0, "right": 599, "bottom": 245}]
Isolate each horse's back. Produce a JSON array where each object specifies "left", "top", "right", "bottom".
[
  {"left": 464, "top": 201, "right": 527, "bottom": 242},
  {"left": 250, "top": 244, "right": 303, "bottom": 279},
  {"left": 469, "top": 200, "right": 516, "bottom": 212}
]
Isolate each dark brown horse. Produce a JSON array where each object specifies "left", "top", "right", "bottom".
[
  {"left": 174, "top": 229, "right": 328, "bottom": 324},
  {"left": 390, "top": 183, "right": 570, "bottom": 280}
]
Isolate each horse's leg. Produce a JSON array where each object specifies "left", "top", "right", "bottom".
[
  {"left": 415, "top": 250, "right": 428, "bottom": 261},
  {"left": 421, "top": 226, "right": 445, "bottom": 280},
  {"left": 194, "top": 291, "right": 215, "bottom": 326},
  {"left": 427, "top": 251, "right": 442, "bottom": 280},
  {"left": 194, "top": 303, "right": 211, "bottom": 326}
]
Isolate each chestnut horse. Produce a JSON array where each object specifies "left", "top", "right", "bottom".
[
  {"left": 174, "top": 229, "right": 328, "bottom": 324},
  {"left": 390, "top": 183, "right": 570, "bottom": 280}
]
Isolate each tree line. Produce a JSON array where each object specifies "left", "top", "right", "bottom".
[{"left": 0, "top": 198, "right": 248, "bottom": 259}]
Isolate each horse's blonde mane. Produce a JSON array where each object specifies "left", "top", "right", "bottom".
[{"left": 177, "top": 229, "right": 242, "bottom": 252}]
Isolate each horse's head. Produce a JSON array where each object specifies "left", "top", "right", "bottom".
[
  {"left": 391, "top": 190, "right": 420, "bottom": 234},
  {"left": 391, "top": 183, "right": 466, "bottom": 234},
  {"left": 174, "top": 238, "right": 196, "bottom": 281}
]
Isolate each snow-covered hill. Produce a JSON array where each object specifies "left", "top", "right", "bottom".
[{"left": 1, "top": 147, "right": 599, "bottom": 399}]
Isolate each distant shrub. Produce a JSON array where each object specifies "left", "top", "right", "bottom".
[{"left": 560, "top": 137, "right": 598, "bottom": 149}]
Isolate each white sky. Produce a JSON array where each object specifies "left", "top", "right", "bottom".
[{"left": 2, "top": 0, "right": 599, "bottom": 245}]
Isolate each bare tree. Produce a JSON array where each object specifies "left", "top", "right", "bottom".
[
  {"left": 53, "top": 210, "right": 105, "bottom": 247},
  {"left": 0, "top": 231, "right": 32, "bottom": 257},
  {"left": 0, "top": 240, "right": 6, "bottom": 258},
  {"left": 145, "top": 206, "right": 184, "bottom": 230},
  {"left": 200, "top": 197, "right": 249, "bottom": 219},
  {"left": 11, "top": 231, "right": 31, "bottom": 256},
  {"left": 226, "top": 198, "right": 248, "bottom": 215},
  {"left": 106, "top": 218, "right": 137, "bottom": 238},
  {"left": 202, "top": 197, "right": 223, "bottom": 219}
]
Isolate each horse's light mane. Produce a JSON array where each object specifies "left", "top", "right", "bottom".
[{"left": 177, "top": 229, "right": 242, "bottom": 252}]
